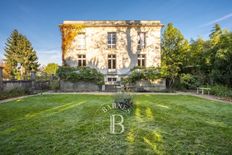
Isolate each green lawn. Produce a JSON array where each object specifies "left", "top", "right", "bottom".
[{"left": 0, "top": 94, "right": 231, "bottom": 154}]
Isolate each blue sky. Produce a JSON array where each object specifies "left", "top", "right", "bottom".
[{"left": 0, "top": 0, "right": 232, "bottom": 65}]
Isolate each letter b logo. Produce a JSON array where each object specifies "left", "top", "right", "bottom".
[{"left": 110, "top": 114, "right": 124, "bottom": 134}]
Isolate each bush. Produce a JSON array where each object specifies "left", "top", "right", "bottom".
[
  {"left": 50, "top": 80, "right": 60, "bottom": 91},
  {"left": 209, "top": 85, "right": 232, "bottom": 97},
  {"left": 123, "top": 67, "right": 162, "bottom": 84},
  {"left": 58, "top": 66, "right": 104, "bottom": 85},
  {"left": 0, "top": 87, "right": 31, "bottom": 100},
  {"left": 180, "top": 73, "right": 201, "bottom": 89},
  {"left": 114, "top": 93, "right": 133, "bottom": 110}
]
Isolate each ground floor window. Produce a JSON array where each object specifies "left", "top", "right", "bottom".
[
  {"left": 108, "top": 77, "right": 117, "bottom": 82},
  {"left": 77, "top": 54, "right": 86, "bottom": 67},
  {"left": 137, "top": 54, "right": 146, "bottom": 67}
]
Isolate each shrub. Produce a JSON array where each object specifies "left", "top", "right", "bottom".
[
  {"left": 180, "top": 73, "right": 201, "bottom": 89},
  {"left": 57, "top": 66, "right": 104, "bottom": 85},
  {"left": 0, "top": 87, "right": 31, "bottom": 100},
  {"left": 123, "top": 67, "right": 162, "bottom": 84},
  {"left": 114, "top": 93, "right": 133, "bottom": 110},
  {"left": 50, "top": 80, "right": 60, "bottom": 91},
  {"left": 209, "top": 84, "right": 232, "bottom": 97},
  {"left": 35, "top": 72, "right": 52, "bottom": 81}
]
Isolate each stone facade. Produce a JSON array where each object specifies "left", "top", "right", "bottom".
[{"left": 60, "top": 20, "right": 163, "bottom": 84}]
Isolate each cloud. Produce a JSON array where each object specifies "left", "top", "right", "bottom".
[{"left": 199, "top": 12, "right": 232, "bottom": 27}]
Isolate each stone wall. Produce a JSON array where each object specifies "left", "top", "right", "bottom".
[
  {"left": 34, "top": 81, "right": 50, "bottom": 90},
  {"left": 129, "top": 79, "right": 166, "bottom": 92},
  {"left": 0, "top": 68, "right": 50, "bottom": 92},
  {"left": 2, "top": 80, "right": 32, "bottom": 91},
  {"left": 2, "top": 80, "right": 50, "bottom": 92},
  {"left": 60, "top": 80, "right": 100, "bottom": 92}
]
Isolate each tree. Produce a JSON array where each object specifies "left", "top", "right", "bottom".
[
  {"left": 208, "top": 24, "right": 223, "bottom": 68},
  {"left": 187, "top": 24, "right": 232, "bottom": 86},
  {"left": 161, "top": 23, "right": 190, "bottom": 88},
  {"left": 209, "top": 24, "right": 222, "bottom": 46},
  {"left": 211, "top": 31, "right": 232, "bottom": 86},
  {"left": 44, "top": 63, "right": 59, "bottom": 75},
  {"left": 189, "top": 38, "right": 205, "bottom": 66},
  {"left": 4, "top": 30, "right": 39, "bottom": 79},
  {"left": 188, "top": 38, "right": 212, "bottom": 84},
  {"left": 208, "top": 24, "right": 224, "bottom": 84}
]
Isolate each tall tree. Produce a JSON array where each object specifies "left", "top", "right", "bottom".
[
  {"left": 209, "top": 24, "right": 222, "bottom": 46},
  {"left": 211, "top": 31, "right": 232, "bottom": 86},
  {"left": 4, "top": 30, "right": 20, "bottom": 77},
  {"left": 161, "top": 23, "right": 189, "bottom": 88},
  {"left": 208, "top": 24, "right": 223, "bottom": 69},
  {"left": 189, "top": 38, "right": 205, "bottom": 66},
  {"left": 4, "top": 30, "right": 39, "bottom": 78},
  {"left": 188, "top": 38, "right": 212, "bottom": 84}
]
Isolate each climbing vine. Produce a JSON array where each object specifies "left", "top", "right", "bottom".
[{"left": 59, "top": 24, "right": 85, "bottom": 61}]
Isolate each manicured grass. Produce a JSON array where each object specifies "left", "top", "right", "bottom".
[{"left": 0, "top": 94, "right": 231, "bottom": 154}]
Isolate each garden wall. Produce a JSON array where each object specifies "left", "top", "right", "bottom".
[
  {"left": 2, "top": 80, "right": 32, "bottom": 91},
  {"left": 60, "top": 80, "right": 100, "bottom": 92},
  {"left": 2, "top": 80, "right": 50, "bottom": 91},
  {"left": 0, "top": 68, "right": 50, "bottom": 93},
  {"left": 133, "top": 79, "right": 166, "bottom": 92}
]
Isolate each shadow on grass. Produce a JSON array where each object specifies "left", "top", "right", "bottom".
[
  {"left": 124, "top": 102, "right": 165, "bottom": 154},
  {"left": 1, "top": 101, "right": 86, "bottom": 136},
  {"left": 25, "top": 101, "right": 86, "bottom": 119}
]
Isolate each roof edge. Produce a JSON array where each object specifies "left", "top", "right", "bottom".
[{"left": 61, "top": 20, "right": 163, "bottom": 27}]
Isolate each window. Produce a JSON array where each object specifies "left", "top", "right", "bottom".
[
  {"left": 138, "top": 32, "right": 146, "bottom": 49},
  {"left": 77, "top": 54, "right": 86, "bottom": 67},
  {"left": 108, "top": 54, "right": 116, "bottom": 69},
  {"left": 137, "top": 54, "right": 146, "bottom": 67},
  {"left": 108, "top": 77, "right": 117, "bottom": 82},
  {"left": 76, "top": 33, "right": 86, "bottom": 49},
  {"left": 107, "top": 32, "right": 116, "bottom": 48}
]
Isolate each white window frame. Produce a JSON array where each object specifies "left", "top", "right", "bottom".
[
  {"left": 107, "top": 32, "right": 116, "bottom": 48},
  {"left": 137, "top": 54, "right": 146, "bottom": 67},
  {"left": 108, "top": 54, "right": 116, "bottom": 69}
]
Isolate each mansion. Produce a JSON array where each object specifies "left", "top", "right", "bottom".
[{"left": 60, "top": 20, "right": 163, "bottom": 83}]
